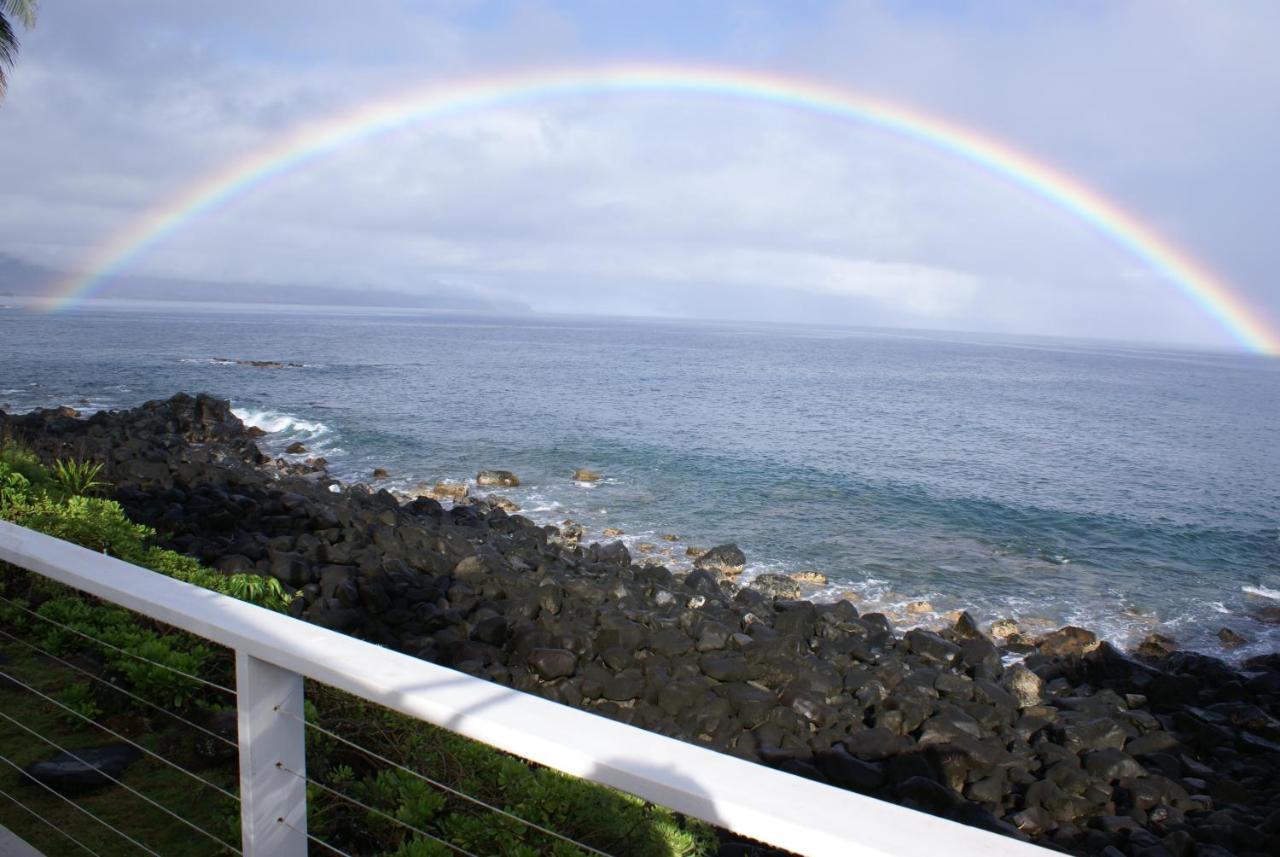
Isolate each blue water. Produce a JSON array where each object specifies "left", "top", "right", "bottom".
[{"left": 3, "top": 301, "right": 1278, "bottom": 657}]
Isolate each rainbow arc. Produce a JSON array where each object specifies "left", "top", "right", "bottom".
[{"left": 42, "top": 64, "right": 1280, "bottom": 355}]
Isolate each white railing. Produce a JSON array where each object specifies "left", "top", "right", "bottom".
[{"left": 0, "top": 520, "right": 1048, "bottom": 857}]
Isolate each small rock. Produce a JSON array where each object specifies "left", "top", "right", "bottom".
[
  {"left": 245, "top": 425, "right": 268, "bottom": 438},
  {"left": 572, "top": 469, "right": 602, "bottom": 482},
  {"left": 603, "top": 527, "right": 624, "bottom": 538},
  {"left": 906, "top": 600, "right": 933, "bottom": 615},
  {"left": 371, "top": 468, "right": 390, "bottom": 479},
  {"left": 661, "top": 533, "right": 680, "bottom": 542},
  {"left": 476, "top": 469, "right": 520, "bottom": 487},
  {"left": 285, "top": 441, "right": 307, "bottom": 454},
  {"left": 685, "top": 546, "right": 708, "bottom": 558}
]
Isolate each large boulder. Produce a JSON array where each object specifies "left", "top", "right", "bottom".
[
  {"left": 693, "top": 543, "right": 746, "bottom": 576},
  {"left": 23, "top": 745, "right": 141, "bottom": 794}
]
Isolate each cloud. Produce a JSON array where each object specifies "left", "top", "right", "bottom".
[{"left": 0, "top": 0, "right": 1276, "bottom": 349}]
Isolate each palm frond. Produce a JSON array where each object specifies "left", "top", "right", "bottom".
[
  {"left": 0, "top": 14, "right": 15, "bottom": 97},
  {"left": 1, "top": 1, "right": 37, "bottom": 29}
]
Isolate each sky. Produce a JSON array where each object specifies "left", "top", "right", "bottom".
[{"left": 1, "top": 0, "right": 1278, "bottom": 349}]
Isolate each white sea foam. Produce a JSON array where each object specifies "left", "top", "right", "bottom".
[
  {"left": 1243, "top": 585, "right": 1280, "bottom": 601},
  {"left": 232, "top": 408, "right": 328, "bottom": 436}
]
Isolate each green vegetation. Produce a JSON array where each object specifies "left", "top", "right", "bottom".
[
  {"left": 50, "top": 456, "right": 108, "bottom": 496},
  {"left": 0, "top": 441, "right": 716, "bottom": 855}
]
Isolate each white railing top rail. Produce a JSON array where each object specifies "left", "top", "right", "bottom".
[{"left": 0, "top": 520, "right": 1047, "bottom": 857}]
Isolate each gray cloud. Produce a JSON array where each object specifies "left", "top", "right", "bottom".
[{"left": 0, "top": 0, "right": 1276, "bottom": 350}]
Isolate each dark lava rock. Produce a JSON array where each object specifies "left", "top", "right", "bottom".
[
  {"left": 750, "top": 573, "right": 801, "bottom": 600},
  {"left": 693, "top": 543, "right": 746, "bottom": 576},
  {"left": 527, "top": 648, "right": 576, "bottom": 680},
  {"left": 1038, "top": 626, "right": 1100, "bottom": 657},
  {"left": 23, "top": 745, "right": 142, "bottom": 794},
  {"left": 905, "top": 629, "right": 962, "bottom": 666},
  {"left": 285, "top": 441, "right": 307, "bottom": 454},
  {"left": 7, "top": 394, "right": 1280, "bottom": 857}
]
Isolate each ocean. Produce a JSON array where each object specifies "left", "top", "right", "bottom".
[{"left": 2, "top": 300, "right": 1278, "bottom": 658}]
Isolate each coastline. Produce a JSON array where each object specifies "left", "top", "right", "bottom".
[{"left": 3, "top": 394, "right": 1279, "bottom": 854}]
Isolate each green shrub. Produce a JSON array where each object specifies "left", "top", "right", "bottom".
[
  {"left": 0, "top": 441, "right": 49, "bottom": 489},
  {"left": 56, "top": 682, "right": 102, "bottom": 728},
  {"left": 50, "top": 457, "right": 107, "bottom": 496}
]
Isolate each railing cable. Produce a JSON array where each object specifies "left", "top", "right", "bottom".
[
  {"left": 0, "top": 710, "right": 241, "bottom": 854},
  {"left": 0, "top": 751, "right": 164, "bottom": 857},
  {"left": 281, "top": 708, "right": 615, "bottom": 857},
  {"left": 0, "top": 625, "right": 237, "bottom": 749},
  {"left": 0, "top": 781, "right": 104, "bottom": 856},
  {"left": 0, "top": 667, "right": 239, "bottom": 802},
  {"left": 276, "top": 761, "right": 482, "bottom": 857},
  {"left": 0, "top": 593, "right": 236, "bottom": 694}
]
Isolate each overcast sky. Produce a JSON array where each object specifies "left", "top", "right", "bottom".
[{"left": 2, "top": 1, "right": 1278, "bottom": 349}]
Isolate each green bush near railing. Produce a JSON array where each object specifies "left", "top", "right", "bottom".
[{"left": 0, "top": 442, "right": 717, "bottom": 856}]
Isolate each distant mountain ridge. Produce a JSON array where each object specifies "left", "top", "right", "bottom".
[{"left": 0, "top": 253, "right": 523, "bottom": 311}]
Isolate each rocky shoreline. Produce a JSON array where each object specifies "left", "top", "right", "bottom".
[{"left": 3, "top": 394, "right": 1278, "bottom": 856}]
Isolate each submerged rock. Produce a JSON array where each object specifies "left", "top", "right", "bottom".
[
  {"left": 572, "top": 469, "right": 601, "bottom": 482},
  {"left": 1218, "top": 627, "right": 1248, "bottom": 648}
]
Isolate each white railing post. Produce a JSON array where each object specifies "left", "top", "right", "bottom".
[{"left": 236, "top": 651, "right": 307, "bottom": 857}]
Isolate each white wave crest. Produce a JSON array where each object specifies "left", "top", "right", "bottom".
[
  {"left": 1243, "top": 585, "right": 1280, "bottom": 601},
  {"left": 232, "top": 408, "right": 328, "bottom": 435}
]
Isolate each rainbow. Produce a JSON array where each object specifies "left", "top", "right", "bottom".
[{"left": 43, "top": 63, "right": 1280, "bottom": 354}]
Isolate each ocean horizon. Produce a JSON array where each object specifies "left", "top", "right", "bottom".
[{"left": 3, "top": 300, "right": 1278, "bottom": 659}]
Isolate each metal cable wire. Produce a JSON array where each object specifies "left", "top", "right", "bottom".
[
  {"left": 0, "top": 710, "right": 241, "bottom": 854},
  {"left": 277, "top": 816, "right": 358, "bottom": 857},
  {"left": 0, "top": 593, "right": 235, "bottom": 695},
  {"left": 0, "top": 667, "right": 239, "bottom": 803},
  {"left": 0, "top": 781, "right": 104, "bottom": 856},
  {"left": 276, "top": 762, "right": 481, "bottom": 857},
  {"left": 279, "top": 708, "right": 614, "bottom": 857},
  {"left": 0, "top": 625, "right": 237, "bottom": 750},
  {"left": 0, "top": 751, "right": 164, "bottom": 857}
]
